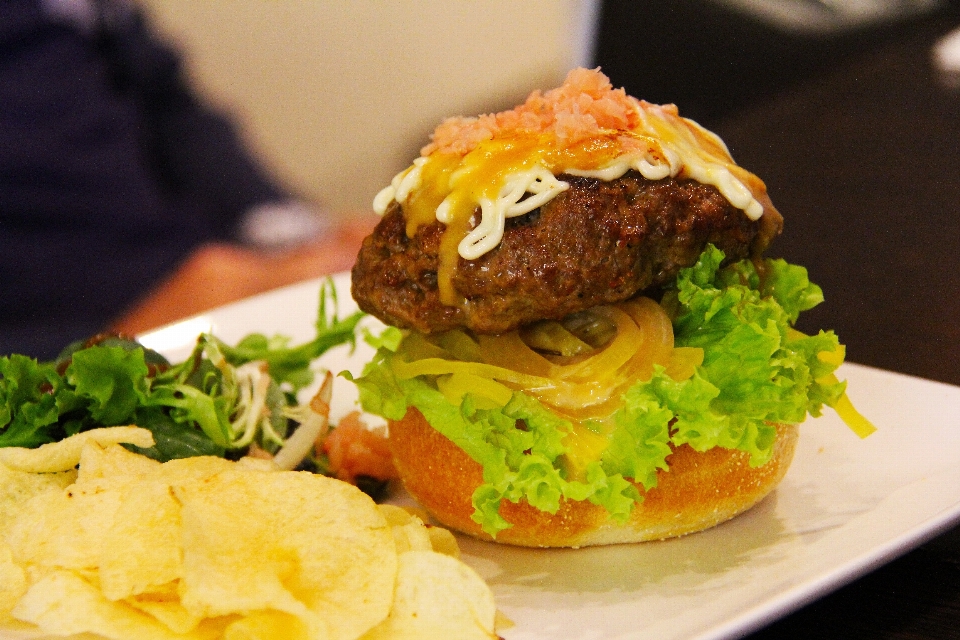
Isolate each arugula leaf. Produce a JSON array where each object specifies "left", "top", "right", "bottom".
[
  {"left": 143, "top": 383, "right": 232, "bottom": 448},
  {"left": 214, "top": 280, "right": 364, "bottom": 391},
  {"left": 126, "top": 406, "right": 226, "bottom": 461}
]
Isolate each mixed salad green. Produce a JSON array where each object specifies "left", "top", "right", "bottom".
[{"left": 0, "top": 280, "right": 363, "bottom": 470}]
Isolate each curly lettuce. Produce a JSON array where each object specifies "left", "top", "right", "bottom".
[{"left": 351, "top": 246, "right": 870, "bottom": 536}]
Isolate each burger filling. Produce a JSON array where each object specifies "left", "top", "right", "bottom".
[{"left": 350, "top": 246, "right": 873, "bottom": 537}]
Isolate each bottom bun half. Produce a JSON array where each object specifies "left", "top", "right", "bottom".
[{"left": 389, "top": 408, "right": 799, "bottom": 548}]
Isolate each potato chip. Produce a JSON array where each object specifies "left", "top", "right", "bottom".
[
  {"left": 222, "top": 610, "right": 310, "bottom": 640},
  {"left": 376, "top": 503, "right": 415, "bottom": 528},
  {"left": 0, "top": 427, "right": 153, "bottom": 473},
  {"left": 126, "top": 590, "right": 203, "bottom": 635},
  {"left": 175, "top": 468, "right": 396, "bottom": 640},
  {"left": 377, "top": 505, "right": 433, "bottom": 555},
  {"left": 0, "top": 462, "right": 75, "bottom": 537},
  {"left": 6, "top": 480, "right": 121, "bottom": 571},
  {"left": 75, "top": 439, "right": 162, "bottom": 489},
  {"left": 235, "top": 456, "right": 280, "bottom": 472},
  {"left": 425, "top": 525, "right": 461, "bottom": 558},
  {"left": 94, "top": 452, "right": 243, "bottom": 605},
  {"left": 377, "top": 504, "right": 461, "bottom": 559},
  {"left": 152, "top": 454, "right": 236, "bottom": 485},
  {"left": 0, "top": 433, "right": 501, "bottom": 640},
  {"left": 99, "top": 479, "right": 183, "bottom": 601},
  {"left": 0, "top": 542, "right": 26, "bottom": 618},
  {"left": 12, "top": 570, "right": 215, "bottom": 640},
  {"left": 360, "top": 551, "right": 497, "bottom": 640}
]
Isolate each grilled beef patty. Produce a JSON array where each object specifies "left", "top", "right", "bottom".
[{"left": 351, "top": 171, "right": 782, "bottom": 334}]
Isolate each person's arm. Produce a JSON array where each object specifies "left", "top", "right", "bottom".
[
  {"left": 94, "top": 2, "right": 290, "bottom": 236},
  {"left": 108, "top": 215, "right": 376, "bottom": 336},
  {"left": 97, "top": 3, "right": 337, "bottom": 252}
]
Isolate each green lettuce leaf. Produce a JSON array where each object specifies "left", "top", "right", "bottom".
[
  {"left": 351, "top": 245, "right": 856, "bottom": 537},
  {"left": 213, "top": 279, "right": 364, "bottom": 391},
  {"left": 0, "top": 356, "right": 62, "bottom": 447},
  {"left": 670, "top": 245, "right": 845, "bottom": 459},
  {"left": 381, "top": 376, "right": 643, "bottom": 536}
]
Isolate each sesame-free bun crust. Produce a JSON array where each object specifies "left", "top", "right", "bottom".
[{"left": 389, "top": 408, "right": 798, "bottom": 548}]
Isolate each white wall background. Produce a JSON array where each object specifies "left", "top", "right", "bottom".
[{"left": 139, "top": 1, "right": 599, "bottom": 215}]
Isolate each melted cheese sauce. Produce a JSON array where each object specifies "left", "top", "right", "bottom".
[{"left": 373, "top": 99, "right": 769, "bottom": 305}]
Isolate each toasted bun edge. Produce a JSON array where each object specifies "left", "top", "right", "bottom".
[{"left": 389, "top": 407, "right": 798, "bottom": 547}]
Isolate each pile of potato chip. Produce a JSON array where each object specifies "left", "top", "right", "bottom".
[{"left": 0, "top": 428, "right": 498, "bottom": 639}]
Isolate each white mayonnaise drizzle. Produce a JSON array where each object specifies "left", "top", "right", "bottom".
[
  {"left": 446, "top": 166, "right": 569, "bottom": 260},
  {"left": 373, "top": 156, "right": 427, "bottom": 215},
  {"left": 632, "top": 103, "right": 765, "bottom": 221}
]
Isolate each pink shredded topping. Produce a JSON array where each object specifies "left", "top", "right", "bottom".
[{"left": 421, "top": 68, "right": 644, "bottom": 156}]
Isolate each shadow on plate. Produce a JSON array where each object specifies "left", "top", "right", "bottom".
[{"left": 457, "top": 489, "right": 795, "bottom": 597}]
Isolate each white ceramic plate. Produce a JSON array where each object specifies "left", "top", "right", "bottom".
[{"left": 131, "top": 274, "right": 960, "bottom": 639}]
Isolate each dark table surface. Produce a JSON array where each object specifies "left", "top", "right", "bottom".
[
  {"left": 719, "top": 17, "right": 960, "bottom": 640},
  {"left": 596, "top": 3, "right": 960, "bottom": 638}
]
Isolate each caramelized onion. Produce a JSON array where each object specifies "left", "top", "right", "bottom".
[
  {"left": 394, "top": 298, "right": 703, "bottom": 417},
  {"left": 519, "top": 320, "right": 593, "bottom": 357}
]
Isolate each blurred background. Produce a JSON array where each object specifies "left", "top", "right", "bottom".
[
  {"left": 136, "top": 0, "right": 959, "bottom": 388},
  {"left": 137, "top": 0, "right": 599, "bottom": 214},
  {"left": 3, "top": 0, "right": 958, "bottom": 387}
]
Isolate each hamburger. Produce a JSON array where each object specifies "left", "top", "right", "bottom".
[{"left": 349, "top": 68, "right": 873, "bottom": 547}]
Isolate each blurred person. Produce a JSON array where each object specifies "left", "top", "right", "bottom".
[{"left": 0, "top": 0, "right": 372, "bottom": 360}]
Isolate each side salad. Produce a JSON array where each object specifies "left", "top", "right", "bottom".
[{"left": 0, "top": 280, "right": 389, "bottom": 491}]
